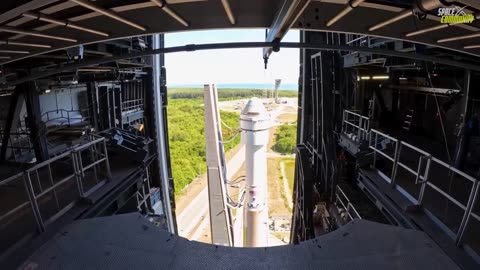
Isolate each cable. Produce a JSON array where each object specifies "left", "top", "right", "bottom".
[
  {"left": 220, "top": 130, "right": 241, "bottom": 144},
  {"left": 425, "top": 63, "right": 452, "bottom": 164}
]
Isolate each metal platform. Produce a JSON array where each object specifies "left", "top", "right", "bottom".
[{"left": 19, "top": 213, "right": 459, "bottom": 270}]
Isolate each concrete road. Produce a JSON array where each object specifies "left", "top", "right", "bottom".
[{"left": 177, "top": 145, "right": 246, "bottom": 238}]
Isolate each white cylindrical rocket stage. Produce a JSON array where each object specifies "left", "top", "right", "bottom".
[{"left": 240, "top": 98, "right": 270, "bottom": 247}]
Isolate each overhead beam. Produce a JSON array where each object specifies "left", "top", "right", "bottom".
[
  {"left": 23, "top": 11, "right": 109, "bottom": 37},
  {"left": 69, "top": 0, "right": 146, "bottom": 31},
  {"left": 263, "top": 0, "right": 311, "bottom": 59},
  {"left": 150, "top": 0, "right": 189, "bottom": 27},
  {"left": 11, "top": 41, "right": 480, "bottom": 86},
  {"left": 0, "top": 26, "right": 77, "bottom": 42}
]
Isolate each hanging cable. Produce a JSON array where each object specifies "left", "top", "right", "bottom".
[
  {"left": 220, "top": 130, "right": 241, "bottom": 144},
  {"left": 425, "top": 63, "right": 452, "bottom": 164}
]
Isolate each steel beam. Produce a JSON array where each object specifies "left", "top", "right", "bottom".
[
  {"left": 263, "top": 0, "right": 311, "bottom": 59},
  {"left": 11, "top": 41, "right": 480, "bottom": 86},
  {"left": 0, "top": 90, "right": 24, "bottom": 161},
  {"left": 22, "top": 82, "right": 49, "bottom": 162},
  {"left": 204, "top": 84, "right": 234, "bottom": 246},
  {"left": 152, "top": 34, "right": 176, "bottom": 234}
]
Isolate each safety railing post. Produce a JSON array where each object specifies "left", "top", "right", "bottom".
[
  {"left": 373, "top": 132, "right": 378, "bottom": 167},
  {"left": 357, "top": 117, "right": 362, "bottom": 143},
  {"left": 390, "top": 141, "right": 401, "bottom": 187},
  {"left": 103, "top": 140, "right": 112, "bottom": 180},
  {"left": 23, "top": 171, "right": 45, "bottom": 233},
  {"left": 71, "top": 151, "right": 84, "bottom": 196},
  {"left": 417, "top": 157, "right": 431, "bottom": 206},
  {"left": 455, "top": 181, "right": 479, "bottom": 246}
]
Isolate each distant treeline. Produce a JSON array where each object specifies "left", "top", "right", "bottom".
[{"left": 168, "top": 88, "right": 297, "bottom": 100}]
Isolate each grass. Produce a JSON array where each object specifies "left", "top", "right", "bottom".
[{"left": 283, "top": 158, "right": 295, "bottom": 193}]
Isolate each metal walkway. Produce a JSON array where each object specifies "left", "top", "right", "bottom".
[{"left": 19, "top": 213, "right": 459, "bottom": 270}]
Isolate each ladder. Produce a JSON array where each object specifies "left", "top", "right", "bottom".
[{"left": 403, "top": 109, "right": 414, "bottom": 132}]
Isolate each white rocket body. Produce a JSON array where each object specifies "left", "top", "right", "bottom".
[{"left": 240, "top": 98, "right": 270, "bottom": 247}]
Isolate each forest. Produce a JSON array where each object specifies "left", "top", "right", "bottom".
[
  {"left": 273, "top": 124, "right": 297, "bottom": 154},
  {"left": 167, "top": 98, "right": 240, "bottom": 194}
]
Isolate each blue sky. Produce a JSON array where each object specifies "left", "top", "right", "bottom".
[{"left": 165, "top": 29, "right": 299, "bottom": 86}]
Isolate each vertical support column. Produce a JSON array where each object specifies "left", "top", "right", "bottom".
[
  {"left": 115, "top": 82, "right": 123, "bottom": 128},
  {"left": 86, "top": 82, "right": 99, "bottom": 131},
  {"left": 98, "top": 85, "right": 111, "bottom": 131},
  {"left": 23, "top": 82, "right": 48, "bottom": 162},
  {"left": 204, "top": 84, "right": 233, "bottom": 246},
  {"left": 151, "top": 34, "right": 176, "bottom": 234},
  {"left": 0, "top": 90, "right": 24, "bottom": 161},
  {"left": 454, "top": 69, "right": 471, "bottom": 169}
]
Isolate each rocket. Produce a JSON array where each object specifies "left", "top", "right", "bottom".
[{"left": 240, "top": 98, "right": 270, "bottom": 247}]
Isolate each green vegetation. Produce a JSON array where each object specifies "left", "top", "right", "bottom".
[
  {"left": 167, "top": 97, "right": 240, "bottom": 195},
  {"left": 273, "top": 124, "right": 297, "bottom": 154},
  {"left": 169, "top": 88, "right": 297, "bottom": 100},
  {"left": 283, "top": 158, "right": 295, "bottom": 193}
]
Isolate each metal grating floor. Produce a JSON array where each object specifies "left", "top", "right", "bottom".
[{"left": 20, "top": 213, "right": 460, "bottom": 270}]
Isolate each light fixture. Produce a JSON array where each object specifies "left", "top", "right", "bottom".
[
  {"left": 372, "top": 75, "right": 389, "bottom": 80},
  {"left": 0, "top": 40, "right": 51, "bottom": 48},
  {"left": 360, "top": 76, "right": 371, "bottom": 80},
  {"left": 44, "top": 89, "right": 51, "bottom": 93},
  {"left": 0, "top": 26, "right": 77, "bottom": 42},
  {"left": 70, "top": 0, "right": 146, "bottom": 31},
  {"left": 369, "top": 10, "right": 412, "bottom": 31},
  {"left": 437, "top": 33, "right": 480, "bottom": 43},
  {"left": 23, "top": 11, "right": 109, "bottom": 37}
]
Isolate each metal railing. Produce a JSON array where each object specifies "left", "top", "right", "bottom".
[
  {"left": 368, "top": 129, "right": 399, "bottom": 184},
  {"left": 366, "top": 128, "right": 479, "bottom": 249},
  {"left": 340, "top": 109, "right": 479, "bottom": 250},
  {"left": 335, "top": 186, "right": 362, "bottom": 222},
  {"left": 0, "top": 135, "right": 111, "bottom": 255},
  {"left": 41, "top": 109, "right": 88, "bottom": 126},
  {"left": 342, "top": 110, "right": 370, "bottom": 142}
]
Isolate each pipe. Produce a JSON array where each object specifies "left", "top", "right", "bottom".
[
  {"left": 0, "top": 26, "right": 77, "bottom": 42},
  {"left": 0, "top": 40, "right": 51, "bottom": 48},
  {"left": 368, "top": 9, "right": 412, "bottom": 31},
  {"left": 221, "top": 0, "right": 236, "bottom": 25},
  {"left": 23, "top": 11, "right": 109, "bottom": 37},
  {"left": 150, "top": 0, "right": 189, "bottom": 27},
  {"left": 326, "top": 0, "right": 365, "bottom": 27},
  {"left": 405, "top": 24, "right": 449, "bottom": 37},
  {"left": 69, "top": 0, "right": 146, "bottom": 31},
  {"left": 438, "top": 32, "right": 480, "bottom": 43},
  {"left": 0, "top": 49, "right": 30, "bottom": 54},
  {"left": 10, "top": 41, "right": 480, "bottom": 85}
]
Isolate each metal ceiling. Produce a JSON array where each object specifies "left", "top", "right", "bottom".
[{"left": 0, "top": 0, "right": 480, "bottom": 67}]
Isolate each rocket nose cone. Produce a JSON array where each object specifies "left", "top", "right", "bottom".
[{"left": 241, "top": 98, "right": 268, "bottom": 117}]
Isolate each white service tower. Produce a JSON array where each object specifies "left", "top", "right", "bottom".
[{"left": 240, "top": 98, "right": 270, "bottom": 247}]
